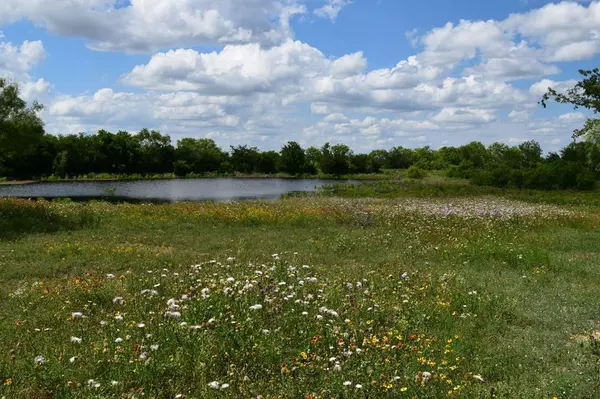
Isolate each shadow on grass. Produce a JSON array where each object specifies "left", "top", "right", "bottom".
[{"left": 0, "top": 198, "right": 98, "bottom": 240}]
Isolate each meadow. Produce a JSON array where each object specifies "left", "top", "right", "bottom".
[{"left": 0, "top": 182, "right": 600, "bottom": 398}]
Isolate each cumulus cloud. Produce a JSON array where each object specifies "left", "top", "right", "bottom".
[
  {"left": 314, "top": 0, "right": 352, "bottom": 22},
  {"left": 5, "top": 0, "right": 598, "bottom": 150},
  {"left": 0, "top": 38, "right": 50, "bottom": 102},
  {"left": 0, "top": 39, "right": 45, "bottom": 79},
  {"left": 0, "top": 0, "right": 306, "bottom": 52},
  {"left": 504, "top": 1, "right": 600, "bottom": 62}
]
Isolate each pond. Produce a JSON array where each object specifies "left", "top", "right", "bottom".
[{"left": 0, "top": 178, "right": 349, "bottom": 202}]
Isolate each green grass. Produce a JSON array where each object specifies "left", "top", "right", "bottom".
[{"left": 0, "top": 191, "right": 599, "bottom": 398}]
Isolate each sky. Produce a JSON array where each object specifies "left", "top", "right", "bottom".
[{"left": 1, "top": 0, "right": 599, "bottom": 153}]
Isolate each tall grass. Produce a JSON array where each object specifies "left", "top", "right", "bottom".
[{"left": 0, "top": 199, "right": 97, "bottom": 240}]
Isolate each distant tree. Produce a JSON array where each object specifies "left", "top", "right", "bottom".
[
  {"left": 320, "top": 143, "right": 351, "bottom": 175},
  {"left": 304, "top": 146, "right": 321, "bottom": 174},
  {"left": 176, "top": 138, "right": 225, "bottom": 175},
  {"left": 279, "top": 141, "right": 306, "bottom": 175},
  {"left": 0, "top": 78, "right": 45, "bottom": 175},
  {"left": 137, "top": 129, "right": 175, "bottom": 174},
  {"left": 230, "top": 145, "right": 260, "bottom": 174},
  {"left": 518, "top": 140, "right": 542, "bottom": 168},
  {"left": 459, "top": 141, "right": 489, "bottom": 168},
  {"left": 387, "top": 146, "right": 415, "bottom": 169},
  {"left": 368, "top": 149, "right": 389, "bottom": 172},
  {"left": 350, "top": 153, "right": 370, "bottom": 174},
  {"left": 258, "top": 151, "right": 280, "bottom": 174},
  {"left": 437, "top": 146, "right": 462, "bottom": 166}
]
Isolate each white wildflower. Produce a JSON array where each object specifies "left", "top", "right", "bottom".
[
  {"left": 71, "top": 312, "right": 83, "bottom": 319},
  {"left": 70, "top": 336, "right": 82, "bottom": 344},
  {"left": 112, "top": 296, "right": 123, "bottom": 304},
  {"left": 249, "top": 304, "right": 263, "bottom": 311},
  {"left": 343, "top": 381, "right": 352, "bottom": 387},
  {"left": 34, "top": 355, "right": 45, "bottom": 365},
  {"left": 208, "top": 381, "right": 220, "bottom": 389}
]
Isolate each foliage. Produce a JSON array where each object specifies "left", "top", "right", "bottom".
[
  {"left": 0, "top": 78, "right": 45, "bottom": 171},
  {"left": 407, "top": 165, "right": 427, "bottom": 179},
  {"left": 279, "top": 141, "right": 305, "bottom": 175}
]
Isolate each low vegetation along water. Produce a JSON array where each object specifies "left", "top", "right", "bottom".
[
  {"left": 0, "top": 178, "right": 351, "bottom": 202},
  {"left": 1, "top": 185, "right": 600, "bottom": 398}
]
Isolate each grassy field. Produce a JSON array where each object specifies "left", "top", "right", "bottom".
[{"left": 1, "top": 183, "right": 600, "bottom": 398}]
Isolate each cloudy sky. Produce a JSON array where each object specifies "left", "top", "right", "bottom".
[{"left": 1, "top": 0, "right": 599, "bottom": 152}]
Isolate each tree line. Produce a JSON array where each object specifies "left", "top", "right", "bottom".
[{"left": 2, "top": 71, "right": 600, "bottom": 190}]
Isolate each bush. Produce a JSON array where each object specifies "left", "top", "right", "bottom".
[
  {"left": 576, "top": 169, "right": 597, "bottom": 190},
  {"left": 407, "top": 165, "right": 427, "bottom": 179}
]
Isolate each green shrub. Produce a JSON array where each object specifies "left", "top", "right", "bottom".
[{"left": 407, "top": 165, "right": 427, "bottom": 179}]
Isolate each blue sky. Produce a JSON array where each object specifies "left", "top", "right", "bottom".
[{"left": 1, "top": 0, "right": 598, "bottom": 152}]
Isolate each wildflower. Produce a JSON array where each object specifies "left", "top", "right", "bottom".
[
  {"left": 220, "top": 384, "right": 230, "bottom": 390},
  {"left": 249, "top": 304, "right": 263, "bottom": 311},
  {"left": 150, "top": 344, "right": 159, "bottom": 351},
  {"left": 355, "top": 384, "right": 363, "bottom": 389},
  {"left": 208, "top": 381, "right": 220, "bottom": 389},
  {"left": 333, "top": 363, "right": 342, "bottom": 372},
  {"left": 400, "top": 272, "right": 409, "bottom": 280},
  {"left": 164, "top": 311, "right": 182, "bottom": 319},
  {"left": 70, "top": 336, "right": 82, "bottom": 344},
  {"left": 114, "top": 314, "right": 124, "bottom": 321},
  {"left": 71, "top": 312, "right": 83, "bottom": 319},
  {"left": 113, "top": 296, "right": 123, "bottom": 304},
  {"left": 111, "top": 381, "right": 119, "bottom": 386},
  {"left": 34, "top": 355, "right": 45, "bottom": 365},
  {"left": 136, "top": 322, "right": 145, "bottom": 328},
  {"left": 226, "top": 277, "right": 235, "bottom": 282},
  {"left": 343, "top": 381, "right": 352, "bottom": 387},
  {"left": 106, "top": 274, "right": 116, "bottom": 279},
  {"left": 262, "top": 329, "right": 270, "bottom": 336},
  {"left": 139, "top": 352, "right": 148, "bottom": 360},
  {"left": 227, "top": 257, "right": 235, "bottom": 262},
  {"left": 3, "top": 378, "right": 12, "bottom": 386},
  {"left": 115, "top": 337, "right": 123, "bottom": 343},
  {"left": 400, "top": 387, "right": 408, "bottom": 392},
  {"left": 69, "top": 356, "right": 76, "bottom": 363},
  {"left": 100, "top": 320, "right": 107, "bottom": 326},
  {"left": 473, "top": 374, "right": 485, "bottom": 382},
  {"left": 316, "top": 315, "right": 324, "bottom": 320},
  {"left": 87, "top": 379, "right": 101, "bottom": 389},
  {"left": 140, "top": 289, "right": 158, "bottom": 295}
]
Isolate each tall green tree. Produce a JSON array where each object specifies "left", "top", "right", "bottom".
[
  {"left": 541, "top": 68, "right": 600, "bottom": 171},
  {"left": 279, "top": 141, "right": 305, "bottom": 175},
  {"left": 0, "top": 78, "right": 45, "bottom": 175}
]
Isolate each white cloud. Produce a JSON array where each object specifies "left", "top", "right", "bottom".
[
  {"left": 529, "top": 78, "right": 578, "bottom": 97},
  {"left": 0, "top": 39, "right": 45, "bottom": 79},
  {"left": 504, "top": 1, "right": 600, "bottom": 62},
  {"left": 432, "top": 108, "right": 497, "bottom": 125},
  {"left": 0, "top": 38, "right": 49, "bottom": 102},
  {"left": 314, "top": 0, "right": 351, "bottom": 22},
  {"left": 0, "top": 0, "right": 306, "bottom": 52}
]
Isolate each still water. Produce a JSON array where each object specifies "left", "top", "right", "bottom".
[{"left": 0, "top": 178, "right": 346, "bottom": 202}]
